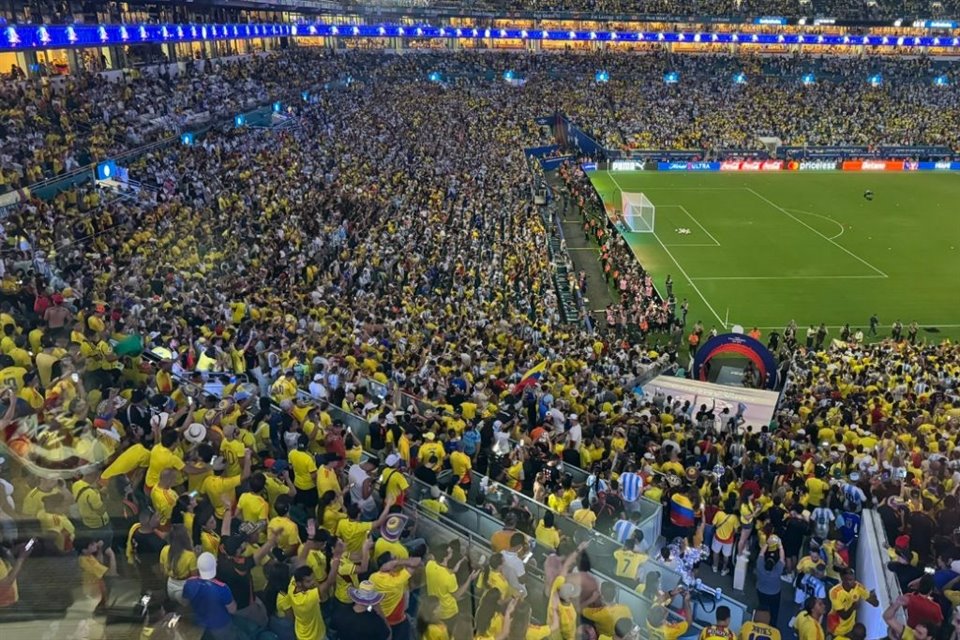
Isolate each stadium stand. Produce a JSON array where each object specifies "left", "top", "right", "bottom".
[{"left": 0, "top": 34, "right": 958, "bottom": 640}]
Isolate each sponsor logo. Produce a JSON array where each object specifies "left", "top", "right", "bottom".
[
  {"left": 798, "top": 161, "right": 836, "bottom": 171},
  {"left": 611, "top": 160, "right": 639, "bottom": 171},
  {"left": 720, "top": 161, "right": 742, "bottom": 171},
  {"left": 935, "top": 161, "right": 952, "bottom": 170},
  {"left": 861, "top": 160, "right": 887, "bottom": 171}
]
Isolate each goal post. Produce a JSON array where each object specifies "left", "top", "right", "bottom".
[{"left": 622, "top": 192, "right": 656, "bottom": 233}]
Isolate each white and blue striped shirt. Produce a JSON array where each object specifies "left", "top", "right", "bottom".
[
  {"left": 621, "top": 472, "right": 642, "bottom": 502},
  {"left": 613, "top": 518, "right": 637, "bottom": 544}
]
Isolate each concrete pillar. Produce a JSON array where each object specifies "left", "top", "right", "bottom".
[
  {"left": 203, "top": 40, "right": 215, "bottom": 59},
  {"left": 65, "top": 48, "right": 81, "bottom": 74},
  {"left": 15, "top": 50, "right": 38, "bottom": 77},
  {"left": 527, "top": 38, "right": 540, "bottom": 52},
  {"left": 101, "top": 45, "right": 125, "bottom": 70},
  {"left": 162, "top": 42, "right": 177, "bottom": 63}
]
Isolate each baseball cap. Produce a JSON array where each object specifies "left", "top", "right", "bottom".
[
  {"left": 385, "top": 454, "right": 400, "bottom": 468},
  {"left": 198, "top": 552, "right": 217, "bottom": 580}
]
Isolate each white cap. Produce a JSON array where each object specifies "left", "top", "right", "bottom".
[
  {"left": 385, "top": 454, "right": 400, "bottom": 468},
  {"left": 198, "top": 552, "right": 217, "bottom": 580}
]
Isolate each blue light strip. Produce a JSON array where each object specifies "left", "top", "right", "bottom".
[
  {"left": 1, "top": 23, "right": 293, "bottom": 52},
  {"left": 3, "top": 22, "right": 960, "bottom": 52}
]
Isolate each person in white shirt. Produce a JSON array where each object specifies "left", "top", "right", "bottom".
[
  {"left": 565, "top": 415, "right": 582, "bottom": 450},
  {"left": 500, "top": 532, "right": 528, "bottom": 598},
  {"left": 308, "top": 374, "right": 328, "bottom": 401}
]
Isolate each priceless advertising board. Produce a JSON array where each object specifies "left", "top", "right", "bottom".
[{"left": 785, "top": 160, "right": 837, "bottom": 171}]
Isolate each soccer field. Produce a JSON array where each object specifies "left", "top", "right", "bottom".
[{"left": 588, "top": 171, "right": 960, "bottom": 340}]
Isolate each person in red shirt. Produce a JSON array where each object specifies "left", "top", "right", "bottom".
[{"left": 904, "top": 575, "right": 944, "bottom": 630}]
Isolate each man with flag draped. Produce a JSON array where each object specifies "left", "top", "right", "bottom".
[{"left": 670, "top": 487, "right": 698, "bottom": 541}]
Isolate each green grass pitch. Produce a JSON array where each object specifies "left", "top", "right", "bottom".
[{"left": 588, "top": 171, "right": 960, "bottom": 340}]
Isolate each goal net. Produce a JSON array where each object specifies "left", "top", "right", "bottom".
[{"left": 622, "top": 192, "right": 655, "bottom": 233}]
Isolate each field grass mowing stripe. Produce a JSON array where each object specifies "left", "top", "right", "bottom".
[
  {"left": 608, "top": 173, "right": 728, "bottom": 329},
  {"left": 675, "top": 205, "right": 721, "bottom": 246},
  {"left": 691, "top": 275, "right": 887, "bottom": 281},
  {"left": 745, "top": 187, "right": 889, "bottom": 278}
]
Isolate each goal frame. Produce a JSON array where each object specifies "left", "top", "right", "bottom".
[{"left": 622, "top": 191, "right": 656, "bottom": 233}]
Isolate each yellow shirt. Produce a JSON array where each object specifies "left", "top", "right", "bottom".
[
  {"left": 151, "top": 487, "right": 179, "bottom": 525},
  {"left": 741, "top": 621, "right": 782, "bottom": 640},
  {"left": 336, "top": 519, "right": 373, "bottom": 553},
  {"left": 712, "top": 511, "right": 740, "bottom": 543},
  {"left": 829, "top": 583, "right": 869, "bottom": 635},
  {"left": 201, "top": 475, "right": 242, "bottom": 518},
  {"left": 237, "top": 492, "right": 270, "bottom": 524},
  {"left": 220, "top": 439, "right": 245, "bottom": 477},
  {"left": 268, "top": 516, "right": 301, "bottom": 553},
  {"left": 425, "top": 560, "right": 460, "bottom": 620},
  {"left": 379, "top": 468, "right": 409, "bottom": 502},
  {"left": 793, "top": 612, "right": 824, "bottom": 640},
  {"left": 369, "top": 569, "right": 412, "bottom": 619},
  {"left": 423, "top": 623, "right": 449, "bottom": 640},
  {"left": 145, "top": 445, "right": 184, "bottom": 488},
  {"left": 614, "top": 549, "right": 647, "bottom": 580},
  {"left": 78, "top": 554, "right": 108, "bottom": 598},
  {"left": 159, "top": 546, "right": 197, "bottom": 579},
  {"left": 289, "top": 450, "right": 317, "bottom": 490},
  {"left": 72, "top": 479, "right": 109, "bottom": 528},
  {"left": 584, "top": 604, "right": 633, "bottom": 637},
  {"left": 278, "top": 579, "right": 325, "bottom": 640},
  {"left": 450, "top": 451, "right": 472, "bottom": 478},
  {"left": 805, "top": 477, "right": 830, "bottom": 507},
  {"left": 316, "top": 466, "right": 340, "bottom": 498},
  {"left": 535, "top": 521, "right": 560, "bottom": 550},
  {"left": 573, "top": 508, "right": 597, "bottom": 529},
  {"left": 478, "top": 568, "right": 509, "bottom": 600},
  {"left": 374, "top": 536, "right": 409, "bottom": 561},
  {"left": 649, "top": 618, "right": 690, "bottom": 640}
]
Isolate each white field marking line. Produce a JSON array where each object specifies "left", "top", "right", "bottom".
[
  {"left": 745, "top": 187, "right": 888, "bottom": 278},
  {"left": 567, "top": 247, "right": 600, "bottom": 251},
  {"left": 660, "top": 204, "right": 722, "bottom": 247},
  {"left": 691, "top": 275, "right": 886, "bottom": 281},
  {"left": 609, "top": 172, "right": 728, "bottom": 329},
  {"left": 787, "top": 208, "right": 846, "bottom": 240},
  {"left": 663, "top": 243, "right": 723, "bottom": 247}
]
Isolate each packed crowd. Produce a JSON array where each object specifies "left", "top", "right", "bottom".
[
  {"left": 0, "top": 50, "right": 349, "bottom": 192},
  {"left": 0, "top": 46, "right": 958, "bottom": 640},
  {"left": 6, "top": 50, "right": 960, "bottom": 193}
]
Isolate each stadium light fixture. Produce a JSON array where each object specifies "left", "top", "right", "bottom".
[
  {"left": 934, "top": 75, "right": 950, "bottom": 86},
  {"left": 733, "top": 72, "right": 747, "bottom": 84},
  {"left": 664, "top": 71, "right": 680, "bottom": 84},
  {"left": 428, "top": 71, "right": 442, "bottom": 83},
  {"left": 595, "top": 70, "right": 610, "bottom": 83},
  {"left": 868, "top": 74, "right": 883, "bottom": 86},
  {"left": 802, "top": 73, "right": 816, "bottom": 85}
]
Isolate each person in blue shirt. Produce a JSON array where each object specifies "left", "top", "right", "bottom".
[{"left": 183, "top": 552, "right": 239, "bottom": 640}]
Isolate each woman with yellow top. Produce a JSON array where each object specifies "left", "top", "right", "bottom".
[
  {"left": 319, "top": 490, "right": 347, "bottom": 534},
  {"left": 738, "top": 493, "right": 762, "bottom": 555},
  {"left": 159, "top": 524, "right": 197, "bottom": 604},
  {"left": 535, "top": 512, "right": 561, "bottom": 551},
  {"left": 416, "top": 595, "right": 449, "bottom": 640},
  {"left": 477, "top": 553, "right": 510, "bottom": 601},
  {"left": 474, "top": 590, "right": 506, "bottom": 639}
]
